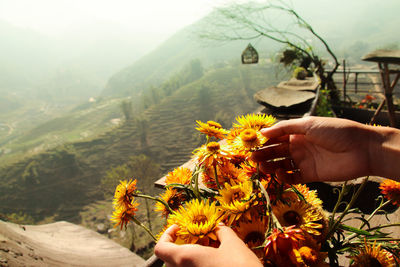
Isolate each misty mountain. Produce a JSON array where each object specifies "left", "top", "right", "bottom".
[
  {"left": 102, "top": 0, "right": 400, "bottom": 98},
  {"left": 101, "top": 17, "right": 276, "bottom": 98},
  {"left": 0, "top": 20, "right": 58, "bottom": 92},
  {"left": 0, "top": 19, "right": 167, "bottom": 147},
  {"left": 0, "top": 19, "right": 162, "bottom": 103},
  {"left": 288, "top": 0, "right": 400, "bottom": 61}
]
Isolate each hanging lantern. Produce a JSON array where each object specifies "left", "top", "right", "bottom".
[{"left": 241, "top": 43, "right": 259, "bottom": 64}]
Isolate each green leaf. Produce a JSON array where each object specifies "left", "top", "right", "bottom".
[
  {"left": 339, "top": 224, "right": 373, "bottom": 236},
  {"left": 290, "top": 185, "right": 306, "bottom": 202}
]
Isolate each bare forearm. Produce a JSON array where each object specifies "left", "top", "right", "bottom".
[{"left": 368, "top": 125, "right": 400, "bottom": 181}]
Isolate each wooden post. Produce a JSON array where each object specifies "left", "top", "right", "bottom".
[
  {"left": 370, "top": 99, "right": 386, "bottom": 125},
  {"left": 379, "top": 63, "right": 397, "bottom": 127},
  {"left": 354, "top": 72, "right": 358, "bottom": 94},
  {"left": 343, "top": 60, "right": 346, "bottom": 102}
]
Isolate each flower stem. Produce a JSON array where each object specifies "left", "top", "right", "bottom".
[
  {"left": 360, "top": 199, "right": 392, "bottom": 229},
  {"left": 257, "top": 180, "right": 282, "bottom": 231},
  {"left": 344, "top": 199, "right": 393, "bottom": 243},
  {"left": 192, "top": 167, "right": 202, "bottom": 199},
  {"left": 326, "top": 177, "right": 368, "bottom": 241},
  {"left": 329, "top": 181, "right": 348, "bottom": 226},
  {"left": 214, "top": 164, "right": 222, "bottom": 189},
  {"left": 131, "top": 216, "right": 157, "bottom": 241},
  {"left": 134, "top": 193, "right": 174, "bottom": 214},
  {"left": 368, "top": 223, "right": 400, "bottom": 232}
]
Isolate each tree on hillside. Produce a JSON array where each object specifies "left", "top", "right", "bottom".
[
  {"left": 101, "top": 164, "right": 131, "bottom": 197},
  {"left": 197, "top": 85, "right": 213, "bottom": 121},
  {"left": 135, "top": 117, "right": 149, "bottom": 152},
  {"left": 101, "top": 154, "right": 161, "bottom": 197},
  {"left": 201, "top": 0, "right": 340, "bottom": 102},
  {"left": 126, "top": 154, "right": 161, "bottom": 193},
  {"left": 120, "top": 99, "right": 133, "bottom": 121},
  {"left": 183, "top": 59, "right": 204, "bottom": 84}
]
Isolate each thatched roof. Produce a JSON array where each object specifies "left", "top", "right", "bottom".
[
  {"left": 254, "top": 86, "right": 316, "bottom": 108},
  {"left": 277, "top": 77, "right": 320, "bottom": 91},
  {"left": 362, "top": 49, "right": 400, "bottom": 64}
]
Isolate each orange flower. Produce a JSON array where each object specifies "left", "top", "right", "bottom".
[
  {"left": 272, "top": 201, "right": 325, "bottom": 237},
  {"left": 155, "top": 188, "right": 187, "bottom": 217},
  {"left": 379, "top": 179, "right": 400, "bottom": 206},
  {"left": 233, "top": 113, "right": 276, "bottom": 130},
  {"left": 264, "top": 226, "right": 305, "bottom": 267},
  {"left": 202, "top": 160, "right": 247, "bottom": 189},
  {"left": 235, "top": 216, "right": 269, "bottom": 259},
  {"left": 195, "top": 120, "right": 229, "bottom": 139},
  {"left": 298, "top": 246, "right": 330, "bottom": 267},
  {"left": 193, "top": 142, "right": 229, "bottom": 168},
  {"left": 113, "top": 179, "right": 137, "bottom": 209},
  {"left": 298, "top": 236, "right": 330, "bottom": 267},
  {"left": 165, "top": 167, "right": 192, "bottom": 185},
  {"left": 111, "top": 201, "right": 139, "bottom": 229},
  {"left": 226, "top": 128, "right": 243, "bottom": 143},
  {"left": 349, "top": 240, "right": 396, "bottom": 267},
  {"left": 230, "top": 129, "right": 267, "bottom": 153},
  {"left": 167, "top": 199, "right": 222, "bottom": 244},
  {"left": 216, "top": 180, "right": 258, "bottom": 225}
]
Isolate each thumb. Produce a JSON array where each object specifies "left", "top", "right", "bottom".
[
  {"left": 215, "top": 225, "right": 242, "bottom": 245},
  {"left": 261, "top": 117, "right": 310, "bottom": 139},
  {"left": 154, "top": 224, "right": 181, "bottom": 263}
]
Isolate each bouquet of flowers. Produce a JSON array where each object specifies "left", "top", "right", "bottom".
[{"left": 111, "top": 113, "right": 400, "bottom": 266}]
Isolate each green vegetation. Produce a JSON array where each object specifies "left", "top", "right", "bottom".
[
  {"left": 120, "top": 99, "right": 133, "bottom": 121},
  {"left": 0, "top": 212, "right": 35, "bottom": 225},
  {"left": 293, "top": 67, "right": 307, "bottom": 80},
  {"left": 0, "top": 61, "right": 282, "bottom": 223},
  {"left": 316, "top": 89, "right": 334, "bottom": 117},
  {"left": 0, "top": 97, "right": 123, "bottom": 167}
]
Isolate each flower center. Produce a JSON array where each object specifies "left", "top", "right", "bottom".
[
  {"left": 168, "top": 194, "right": 183, "bottom": 211},
  {"left": 207, "top": 121, "right": 222, "bottom": 129},
  {"left": 263, "top": 259, "right": 277, "bottom": 267},
  {"left": 283, "top": 210, "right": 302, "bottom": 226},
  {"left": 367, "top": 257, "right": 382, "bottom": 267},
  {"left": 207, "top": 142, "right": 220, "bottom": 152},
  {"left": 232, "top": 191, "right": 246, "bottom": 201},
  {"left": 193, "top": 215, "right": 208, "bottom": 224},
  {"left": 240, "top": 129, "right": 258, "bottom": 142},
  {"left": 244, "top": 231, "right": 264, "bottom": 245}
]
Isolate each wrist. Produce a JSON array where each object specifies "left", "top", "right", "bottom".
[{"left": 368, "top": 125, "right": 400, "bottom": 181}]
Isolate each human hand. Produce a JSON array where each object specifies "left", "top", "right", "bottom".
[
  {"left": 154, "top": 224, "right": 262, "bottom": 267},
  {"left": 251, "top": 116, "right": 377, "bottom": 183}
]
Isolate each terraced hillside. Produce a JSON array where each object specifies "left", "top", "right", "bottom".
[
  {"left": 0, "top": 97, "right": 125, "bottom": 168},
  {"left": 0, "top": 63, "right": 284, "bottom": 223},
  {"left": 143, "top": 64, "right": 282, "bottom": 172}
]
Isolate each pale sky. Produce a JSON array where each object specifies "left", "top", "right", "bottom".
[{"left": 0, "top": 0, "right": 239, "bottom": 36}]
